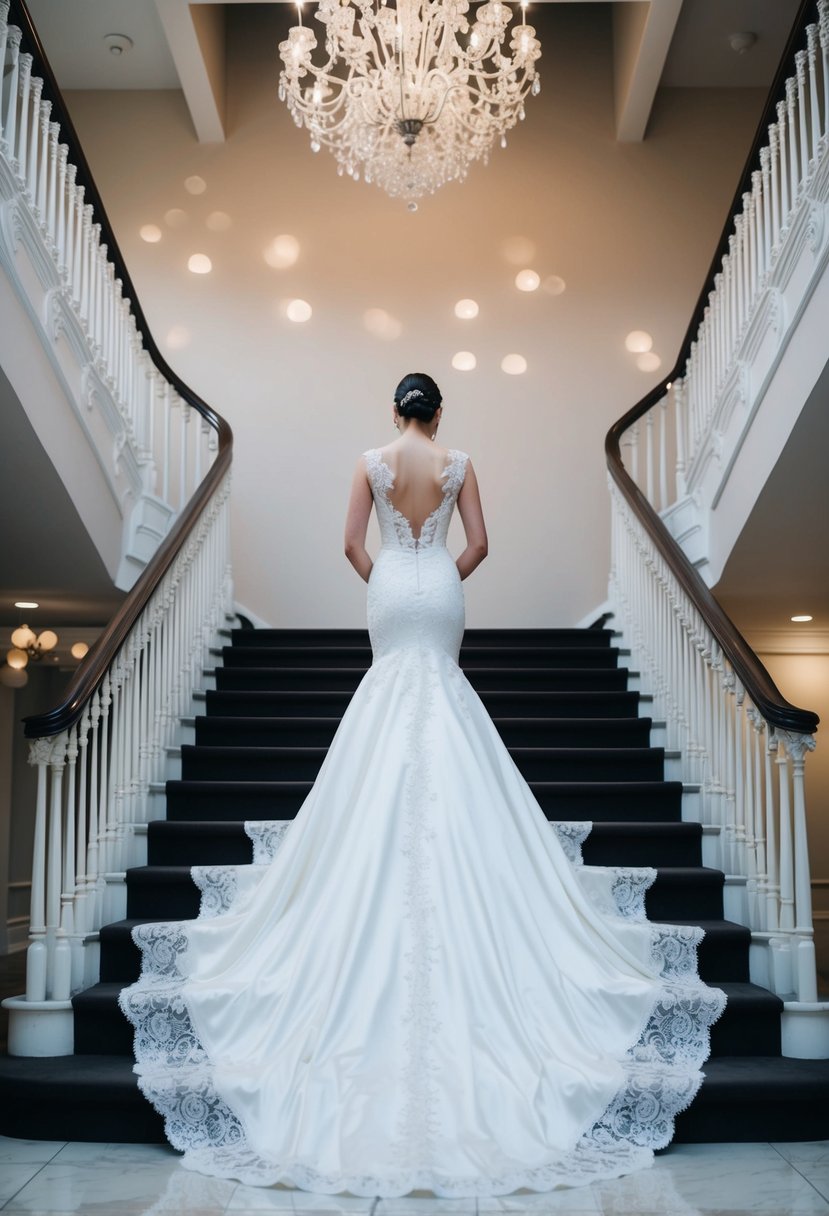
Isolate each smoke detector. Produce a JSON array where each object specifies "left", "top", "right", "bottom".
[{"left": 103, "top": 33, "right": 134, "bottom": 57}]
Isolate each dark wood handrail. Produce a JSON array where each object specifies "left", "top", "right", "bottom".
[
  {"left": 7, "top": 0, "right": 234, "bottom": 738},
  {"left": 605, "top": 0, "right": 819, "bottom": 738}
]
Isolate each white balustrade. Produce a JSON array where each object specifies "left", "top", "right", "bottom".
[
  {"left": 609, "top": 483, "right": 818, "bottom": 1006},
  {"left": 0, "top": 2, "right": 213, "bottom": 568},
  {"left": 619, "top": 1, "right": 829, "bottom": 520},
  {"left": 0, "top": 2, "right": 234, "bottom": 1055},
  {"left": 4, "top": 478, "right": 232, "bottom": 1054}
]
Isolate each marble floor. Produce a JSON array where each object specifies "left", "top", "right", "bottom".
[{"left": 0, "top": 1139, "right": 828, "bottom": 1215}]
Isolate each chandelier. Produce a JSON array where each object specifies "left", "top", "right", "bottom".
[{"left": 277, "top": 0, "right": 542, "bottom": 206}]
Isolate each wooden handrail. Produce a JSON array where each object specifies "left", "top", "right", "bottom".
[
  {"left": 605, "top": 0, "right": 819, "bottom": 738},
  {"left": 8, "top": 0, "right": 234, "bottom": 738}
]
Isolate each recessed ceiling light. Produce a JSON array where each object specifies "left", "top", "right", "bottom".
[
  {"left": 501, "top": 353, "right": 527, "bottom": 375},
  {"left": 206, "top": 211, "right": 232, "bottom": 232},
  {"left": 454, "top": 299, "right": 479, "bottom": 320},
  {"left": 264, "top": 235, "right": 300, "bottom": 269},
  {"left": 515, "top": 269, "right": 540, "bottom": 292},
  {"left": 164, "top": 208, "right": 188, "bottom": 228},
  {"left": 791, "top": 614, "right": 813, "bottom": 623},
  {"left": 286, "top": 298, "right": 312, "bottom": 323},
  {"left": 14, "top": 601, "right": 39, "bottom": 609},
  {"left": 139, "top": 224, "right": 162, "bottom": 243},
  {"left": 452, "top": 351, "right": 477, "bottom": 371},
  {"left": 184, "top": 175, "right": 207, "bottom": 195},
  {"left": 187, "top": 253, "right": 212, "bottom": 274},
  {"left": 637, "top": 352, "right": 662, "bottom": 372},
  {"left": 626, "top": 330, "right": 653, "bottom": 353}
]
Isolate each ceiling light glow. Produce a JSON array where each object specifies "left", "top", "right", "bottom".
[
  {"left": 166, "top": 326, "right": 191, "bottom": 349},
  {"left": 286, "top": 298, "right": 312, "bottom": 323},
  {"left": 14, "top": 601, "right": 39, "bottom": 609},
  {"left": 206, "top": 210, "right": 232, "bottom": 232},
  {"left": 791, "top": 614, "right": 814, "bottom": 623},
  {"left": 454, "top": 299, "right": 479, "bottom": 320},
  {"left": 501, "top": 353, "right": 527, "bottom": 375},
  {"left": 625, "top": 330, "right": 653, "bottom": 353},
  {"left": 452, "top": 351, "right": 477, "bottom": 371},
  {"left": 515, "top": 269, "right": 540, "bottom": 293},
  {"left": 543, "top": 275, "right": 566, "bottom": 296},
  {"left": 71, "top": 642, "right": 90, "bottom": 660},
  {"left": 184, "top": 175, "right": 207, "bottom": 195},
  {"left": 187, "top": 254, "right": 212, "bottom": 274},
  {"left": 636, "top": 352, "right": 662, "bottom": 372},
  {"left": 264, "top": 235, "right": 301, "bottom": 269},
  {"left": 139, "top": 224, "right": 162, "bottom": 244}
]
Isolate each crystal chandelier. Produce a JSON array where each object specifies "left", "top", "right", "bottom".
[{"left": 277, "top": 0, "right": 542, "bottom": 207}]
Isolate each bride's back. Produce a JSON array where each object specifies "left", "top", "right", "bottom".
[{"left": 377, "top": 441, "right": 454, "bottom": 541}]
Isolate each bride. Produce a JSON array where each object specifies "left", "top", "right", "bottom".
[{"left": 119, "top": 371, "right": 725, "bottom": 1198}]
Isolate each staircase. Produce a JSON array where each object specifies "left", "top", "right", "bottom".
[{"left": 2, "top": 625, "right": 828, "bottom": 1144}]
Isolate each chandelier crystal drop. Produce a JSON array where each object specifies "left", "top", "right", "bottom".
[{"left": 277, "top": 0, "right": 542, "bottom": 204}]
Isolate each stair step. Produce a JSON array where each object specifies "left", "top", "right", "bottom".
[
  {"left": 204, "top": 689, "right": 645, "bottom": 719},
  {"left": 4, "top": 1052, "right": 825, "bottom": 1146},
  {"left": 709, "top": 982, "right": 782, "bottom": 1057},
  {"left": 221, "top": 645, "right": 623, "bottom": 670},
  {"left": 673, "top": 1056, "right": 829, "bottom": 1142},
  {"left": 214, "top": 666, "right": 633, "bottom": 694},
  {"left": 179, "top": 744, "right": 666, "bottom": 783},
  {"left": 230, "top": 628, "right": 616, "bottom": 650},
  {"left": 122, "top": 862, "right": 722, "bottom": 921},
  {"left": 144, "top": 819, "right": 703, "bottom": 869},
  {"left": 193, "top": 715, "right": 656, "bottom": 749},
  {"left": 164, "top": 779, "right": 684, "bottom": 822},
  {"left": 73, "top": 975, "right": 778, "bottom": 1062}
]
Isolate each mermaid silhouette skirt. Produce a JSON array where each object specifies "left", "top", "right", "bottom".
[{"left": 119, "top": 452, "right": 724, "bottom": 1196}]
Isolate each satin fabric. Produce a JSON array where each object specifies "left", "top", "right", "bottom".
[{"left": 119, "top": 448, "right": 724, "bottom": 1196}]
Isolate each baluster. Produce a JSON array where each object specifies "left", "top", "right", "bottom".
[
  {"left": 759, "top": 148, "right": 772, "bottom": 278},
  {"left": 777, "top": 99, "right": 791, "bottom": 226},
  {"left": 796, "top": 49, "right": 809, "bottom": 185},
  {"left": 70, "top": 184, "right": 84, "bottom": 304},
  {"left": 764, "top": 727, "right": 779, "bottom": 932},
  {"left": 783, "top": 731, "right": 818, "bottom": 1001},
  {"left": 0, "top": 3, "right": 10, "bottom": 147},
  {"left": 806, "top": 24, "right": 821, "bottom": 164},
  {"left": 45, "top": 118, "right": 59, "bottom": 243},
  {"left": 60, "top": 726, "right": 81, "bottom": 993},
  {"left": 776, "top": 737, "right": 795, "bottom": 933},
  {"left": 27, "top": 81, "right": 43, "bottom": 209},
  {"left": 85, "top": 690, "right": 101, "bottom": 948},
  {"left": 56, "top": 144, "right": 68, "bottom": 273},
  {"left": 79, "top": 203, "right": 93, "bottom": 329},
  {"left": 16, "top": 52, "right": 33, "bottom": 190},
  {"left": 25, "top": 739, "right": 51, "bottom": 1001},
  {"left": 629, "top": 422, "right": 639, "bottom": 485},
  {"left": 74, "top": 706, "right": 90, "bottom": 949},
  {"left": 645, "top": 412, "right": 654, "bottom": 503},
  {"left": 47, "top": 732, "right": 71, "bottom": 1001},
  {"left": 769, "top": 121, "right": 782, "bottom": 249},
  {"left": 180, "top": 401, "right": 191, "bottom": 507},
  {"left": 786, "top": 77, "right": 799, "bottom": 208},
  {"left": 2, "top": 27, "right": 22, "bottom": 161},
  {"left": 820, "top": 2, "right": 829, "bottom": 151}
]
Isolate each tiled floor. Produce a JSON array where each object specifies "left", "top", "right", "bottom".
[{"left": 0, "top": 1139, "right": 827, "bottom": 1214}]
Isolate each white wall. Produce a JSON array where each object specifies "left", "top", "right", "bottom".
[{"left": 64, "top": 5, "right": 764, "bottom": 627}]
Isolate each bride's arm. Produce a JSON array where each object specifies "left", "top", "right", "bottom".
[
  {"left": 455, "top": 460, "right": 488, "bottom": 580},
  {"left": 344, "top": 458, "right": 374, "bottom": 582}
]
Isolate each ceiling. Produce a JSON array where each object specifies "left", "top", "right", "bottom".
[
  {"left": 0, "top": 366, "right": 125, "bottom": 632},
  {"left": 26, "top": 0, "right": 800, "bottom": 144}
]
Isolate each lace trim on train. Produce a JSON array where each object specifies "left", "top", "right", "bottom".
[{"left": 119, "top": 813, "right": 726, "bottom": 1196}]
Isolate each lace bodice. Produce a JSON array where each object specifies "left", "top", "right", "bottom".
[{"left": 364, "top": 448, "right": 469, "bottom": 550}]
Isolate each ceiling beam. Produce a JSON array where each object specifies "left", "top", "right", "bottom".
[
  {"left": 613, "top": 0, "right": 683, "bottom": 142},
  {"left": 153, "top": 0, "right": 227, "bottom": 143}
]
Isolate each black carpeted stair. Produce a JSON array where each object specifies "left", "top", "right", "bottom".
[{"left": 2, "top": 625, "right": 828, "bottom": 1146}]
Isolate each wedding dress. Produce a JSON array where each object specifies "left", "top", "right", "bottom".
[{"left": 119, "top": 446, "right": 726, "bottom": 1197}]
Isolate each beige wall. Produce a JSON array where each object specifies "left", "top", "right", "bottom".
[{"left": 65, "top": 5, "right": 764, "bottom": 627}]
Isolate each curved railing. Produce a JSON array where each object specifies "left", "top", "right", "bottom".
[
  {"left": 606, "top": 0, "right": 823, "bottom": 1012},
  {"left": 0, "top": 0, "right": 234, "bottom": 1052}
]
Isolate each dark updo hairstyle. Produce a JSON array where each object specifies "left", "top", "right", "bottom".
[{"left": 394, "top": 372, "right": 442, "bottom": 423}]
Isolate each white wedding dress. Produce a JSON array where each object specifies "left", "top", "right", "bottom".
[{"left": 120, "top": 447, "right": 725, "bottom": 1197}]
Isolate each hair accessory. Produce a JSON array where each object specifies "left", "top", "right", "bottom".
[{"left": 400, "top": 388, "right": 425, "bottom": 406}]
